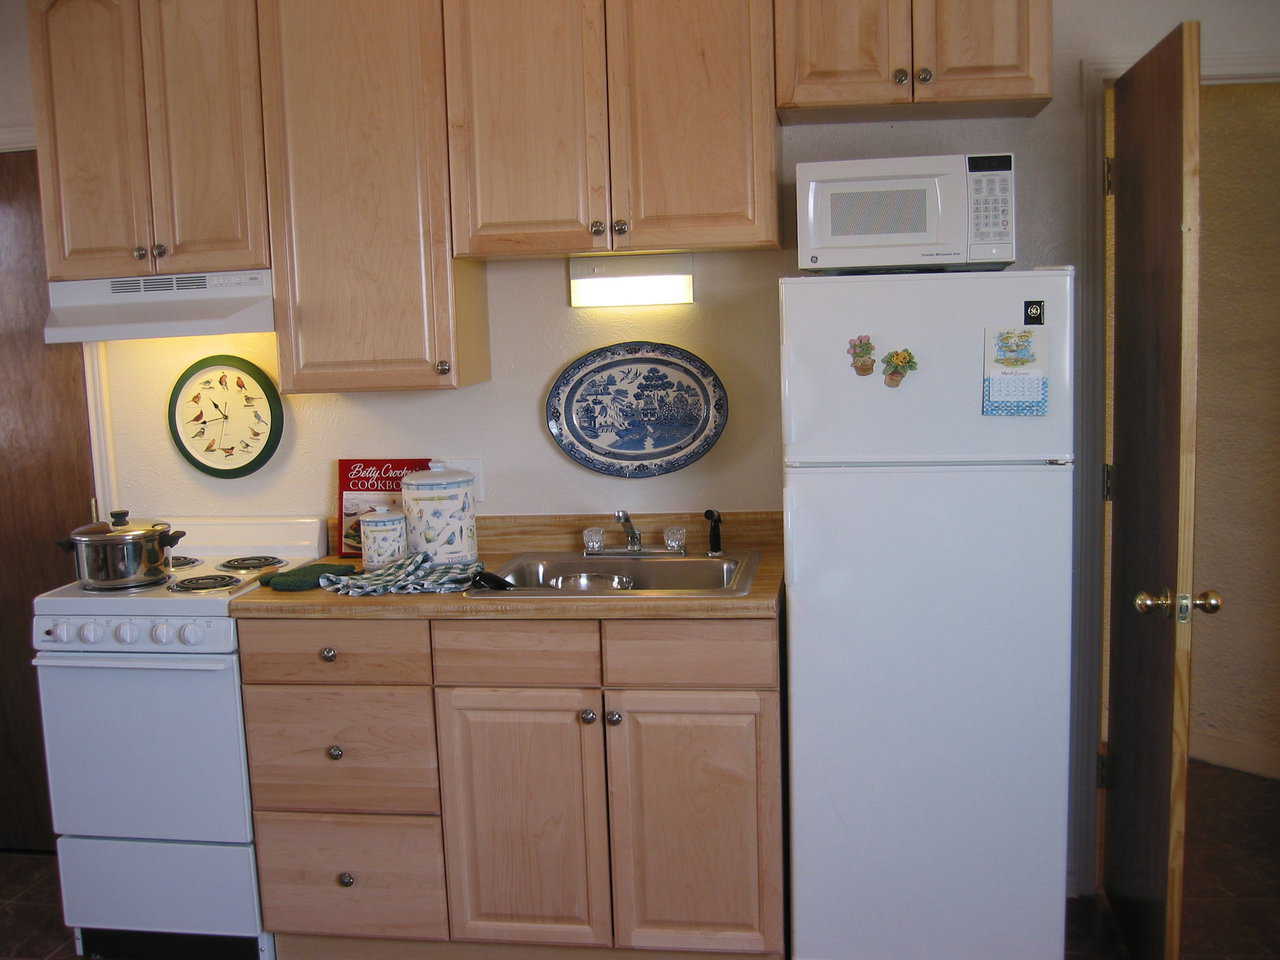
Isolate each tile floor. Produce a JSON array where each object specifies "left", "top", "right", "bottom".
[{"left": 0, "top": 760, "right": 1273, "bottom": 959}]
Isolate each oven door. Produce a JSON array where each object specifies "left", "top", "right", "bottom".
[{"left": 34, "top": 651, "right": 253, "bottom": 843}]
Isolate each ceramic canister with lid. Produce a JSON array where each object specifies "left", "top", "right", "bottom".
[
  {"left": 359, "top": 506, "right": 407, "bottom": 570},
  {"left": 400, "top": 468, "right": 477, "bottom": 563}
]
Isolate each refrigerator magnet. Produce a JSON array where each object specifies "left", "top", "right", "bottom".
[
  {"left": 881, "top": 348, "right": 917, "bottom": 388},
  {"left": 983, "top": 328, "right": 1048, "bottom": 416},
  {"left": 847, "top": 336, "right": 875, "bottom": 376}
]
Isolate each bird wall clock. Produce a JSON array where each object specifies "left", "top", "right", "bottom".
[{"left": 167, "top": 355, "right": 283, "bottom": 478}]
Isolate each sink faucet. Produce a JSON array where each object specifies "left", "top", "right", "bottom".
[
  {"left": 704, "top": 509, "right": 722, "bottom": 557},
  {"left": 614, "top": 510, "right": 643, "bottom": 551}
]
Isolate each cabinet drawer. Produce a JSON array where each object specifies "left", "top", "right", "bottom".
[
  {"left": 239, "top": 620, "right": 431, "bottom": 684},
  {"left": 432, "top": 620, "right": 600, "bottom": 686},
  {"left": 603, "top": 620, "right": 778, "bottom": 688},
  {"left": 256, "top": 811, "right": 448, "bottom": 941},
  {"left": 244, "top": 686, "right": 439, "bottom": 814}
]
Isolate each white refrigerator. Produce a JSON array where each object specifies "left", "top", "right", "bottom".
[{"left": 781, "top": 269, "right": 1074, "bottom": 960}]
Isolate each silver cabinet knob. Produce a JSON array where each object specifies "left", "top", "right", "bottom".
[
  {"left": 152, "top": 242, "right": 168, "bottom": 258},
  {"left": 580, "top": 708, "right": 597, "bottom": 724},
  {"left": 327, "top": 744, "right": 344, "bottom": 760},
  {"left": 590, "top": 220, "right": 606, "bottom": 236},
  {"left": 893, "top": 68, "right": 909, "bottom": 85},
  {"left": 435, "top": 360, "right": 451, "bottom": 375},
  {"left": 605, "top": 710, "right": 623, "bottom": 726},
  {"left": 612, "top": 219, "right": 630, "bottom": 235},
  {"left": 916, "top": 67, "right": 934, "bottom": 84},
  {"left": 132, "top": 246, "right": 149, "bottom": 260},
  {"left": 337, "top": 872, "right": 356, "bottom": 888},
  {"left": 319, "top": 647, "right": 338, "bottom": 662}
]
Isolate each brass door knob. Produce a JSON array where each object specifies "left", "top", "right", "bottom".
[
  {"left": 893, "top": 68, "right": 909, "bottom": 85},
  {"left": 1193, "top": 590, "right": 1224, "bottom": 614},
  {"left": 1133, "top": 589, "right": 1172, "bottom": 616}
]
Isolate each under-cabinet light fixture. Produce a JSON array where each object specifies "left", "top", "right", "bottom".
[{"left": 568, "top": 254, "right": 694, "bottom": 308}]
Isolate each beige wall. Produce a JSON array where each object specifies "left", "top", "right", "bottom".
[
  {"left": 1191, "top": 82, "right": 1280, "bottom": 779},
  {"left": 0, "top": 0, "right": 34, "bottom": 151}
]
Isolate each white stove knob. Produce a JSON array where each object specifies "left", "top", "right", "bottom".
[
  {"left": 178, "top": 624, "right": 203, "bottom": 646},
  {"left": 114, "top": 622, "right": 137, "bottom": 645},
  {"left": 151, "top": 623, "right": 173, "bottom": 645},
  {"left": 43, "top": 622, "right": 71, "bottom": 644},
  {"left": 78, "top": 622, "right": 102, "bottom": 645}
]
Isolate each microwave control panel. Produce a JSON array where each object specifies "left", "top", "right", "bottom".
[{"left": 967, "top": 154, "right": 1014, "bottom": 247}]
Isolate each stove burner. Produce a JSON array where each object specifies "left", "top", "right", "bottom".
[
  {"left": 168, "top": 573, "right": 243, "bottom": 594},
  {"left": 168, "top": 555, "right": 201, "bottom": 569},
  {"left": 218, "top": 555, "right": 285, "bottom": 573},
  {"left": 83, "top": 575, "right": 171, "bottom": 593}
]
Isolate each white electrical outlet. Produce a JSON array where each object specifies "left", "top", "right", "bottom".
[{"left": 434, "top": 458, "right": 484, "bottom": 502}]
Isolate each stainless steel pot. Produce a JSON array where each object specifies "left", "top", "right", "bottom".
[{"left": 56, "top": 510, "right": 186, "bottom": 591}]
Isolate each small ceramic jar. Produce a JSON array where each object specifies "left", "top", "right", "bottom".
[
  {"left": 400, "top": 468, "right": 478, "bottom": 564},
  {"left": 359, "top": 506, "right": 407, "bottom": 570}
]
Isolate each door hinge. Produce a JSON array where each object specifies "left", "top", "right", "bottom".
[
  {"left": 1104, "top": 156, "right": 1115, "bottom": 197},
  {"left": 1097, "top": 752, "right": 1111, "bottom": 789},
  {"left": 1102, "top": 463, "right": 1115, "bottom": 502}
]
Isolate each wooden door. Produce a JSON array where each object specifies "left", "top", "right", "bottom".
[
  {"left": 28, "top": 0, "right": 154, "bottom": 280},
  {"left": 1104, "top": 23, "right": 1202, "bottom": 960},
  {"left": 258, "top": 0, "right": 487, "bottom": 392},
  {"left": 775, "top": 0, "right": 913, "bottom": 109},
  {"left": 435, "top": 687, "right": 612, "bottom": 946},
  {"left": 911, "top": 0, "right": 1051, "bottom": 105},
  {"left": 444, "top": 0, "right": 610, "bottom": 257},
  {"left": 139, "top": 0, "right": 269, "bottom": 274},
  {"left": 606, "top": 690, "right": 783, "bottom": 953},
  {"left": 0, "top": 151, "right": 95, "bottom": 850},
  {"left": 605, "top": 0, "right": 778, "bottom": 251}
]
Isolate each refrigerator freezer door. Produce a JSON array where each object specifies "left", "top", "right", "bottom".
[
  {"left": 784, "top": 464, "right": 1071, "bottom": 960},
  {"left": 781, "top": 270, "right": 1073, "bottom": 464}
]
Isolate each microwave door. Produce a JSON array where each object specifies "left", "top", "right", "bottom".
[{"left": 810, "top": 176, "right": 940, "bottom": 254}]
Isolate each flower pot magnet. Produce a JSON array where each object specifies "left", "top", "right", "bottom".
[
  {"left": 847, "top": 335, "right": 876, "bottom": 376},
  {"left": 881, "top": 349, "right": 918, "bottom": 388}
]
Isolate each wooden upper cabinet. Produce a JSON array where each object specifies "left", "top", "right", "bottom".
[
  {"left": 776, "top": 0, "right": 1051, "bottom": 119},
  {"left": 776, "top": 0, "right": 913, "bottom": 108},
  {"left": 28, "top": 0, "right": 268, "bottom": 281},
  {"left": 28, "top": 0, "right": 153, "bottom": 280},
  {"left": 606, "top": 0, "right": 777, "bottom": 251},
  {"left": 606, "top": 689, "right": 783, "bottom": 954},
  {"left": 912, "top": 0, "right": 1051, "bottom": 104},
  {"left": 139, "top": 0, "right": 269, "bottom": 274},
  {"left": 435, "top": 687, "right": 612, "bottom": 947},
  {"left": 258, "top": 0, "right": 489, "bottom": 393},
  {"left": 444, "top": 0, "right": 610, "bottom": 257}
]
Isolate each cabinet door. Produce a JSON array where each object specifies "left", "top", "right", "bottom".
[
  {"left": 258, "top": 0, "right": 486, "bottom": 392},
  {"left": 435, "top": 687, "right": 612, "bottom": 946},
  {"left": 605, "top": 0, "right": 777, "bottom": 251},
  {"left": 139, "top": 0, "right": 269, "bottom": 274},
  {"left": 775, "top": 0, "right": 913, "bottom": 109},
  {"left": 911, "top": 0, "right": 1051, "bottom": 104},
  {"left": 28, "top": 0, "right": 154, "bottom": 280},
  {"left": 444, "top": 0, "right": 610, "bottom": 257},
  {"left": 606, "top": 690, "right": 783, "bottom": 953}
]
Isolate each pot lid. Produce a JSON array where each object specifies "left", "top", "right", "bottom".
[
  {"left": 402, "top": 468, "right": 474, "bottom": 486},
  {"left": 69, "top": 509, "right": 173, "bottom": 543}
]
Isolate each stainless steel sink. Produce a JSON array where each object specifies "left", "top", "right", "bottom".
[{"left": 465, "top": 551, "right": 759, "bottom": 598}]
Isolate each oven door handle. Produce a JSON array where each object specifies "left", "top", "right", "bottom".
[{"left": 33, "top": 652, "right": 231, "bottom": 671}]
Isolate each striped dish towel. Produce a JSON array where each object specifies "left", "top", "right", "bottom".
[{"left": 318, "top": 553, "right": 483, "bottom": 596}]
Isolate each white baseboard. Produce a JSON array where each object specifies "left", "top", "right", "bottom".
[{"left": 1191, "top": 730, "right": 1280, "bottom": 780}]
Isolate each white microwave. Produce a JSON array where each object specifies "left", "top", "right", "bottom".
[{"left": 797, "top": 153, "right": 1015, "bottom": 273}]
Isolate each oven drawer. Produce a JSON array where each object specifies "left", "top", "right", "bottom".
[
  {"left": 244, "top": 685, "right": 439, "bottom": 814},
  {"left": 238, "top": 620, "right": 431, "bottom": 684},
  {"left": 58, "top": 836, "right": 261, "bottom": 936},
  {"left": 255, "top": 811, "right": 448, "bottom": 940}
]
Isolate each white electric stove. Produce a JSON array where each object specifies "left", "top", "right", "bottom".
[{"left": 32, "top": 516, "right": 326, "bottom": 958}]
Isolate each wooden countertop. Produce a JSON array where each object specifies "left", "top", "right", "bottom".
[{"left": 230, "top": 512, "right": 784, "bottom": 621}]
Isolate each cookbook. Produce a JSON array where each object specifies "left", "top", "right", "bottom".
[{"left": 338, "top": 459, "right": 431, "bottom": 556}]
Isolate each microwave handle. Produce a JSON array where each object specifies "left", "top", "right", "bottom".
[{"left": 33, "top": 653, "right": 230, "bottom": 671}]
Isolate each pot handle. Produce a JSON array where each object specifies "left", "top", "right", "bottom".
[
  {"left": 160, "top": 530, "right": 186, "bottom": 549},
  {"left": 55, "top": 538, "right": 74, "bottom": 552}
]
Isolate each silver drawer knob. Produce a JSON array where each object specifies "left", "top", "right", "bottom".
[
  {"left": 327, "top": 744, "right": 344, "bottom": 760},
  {"left": 893, "top": 68, "right": 909, "bottom": 85},
  {"left": 337, "top": 872, "right": 356, "bottom": 888},
  {"left": 152, "top": 242, "right": 168, "bottom": 258},
  {"left": 605, "top": 710, "right": 623, "bottom": 726},
  {"left": 435, "top": 360, "right": 451, "bottom": 375},
  {"left": 319, "top": 647, "right": 338, "bottom": 662},
  {"left": 132, "top": 246, "right": 148, "bottom": 260},
  {"left": 579, "top": 708, "right": 597, "bottom": 724},
  {"left": 612, "top": 219, "right": 630, "bottom": 235},
  {"left": 916, "top": 67, "right": 934, "bottom": 84},
  {"left": 590, "top": 220, "right": 606, "bottom": 236}
]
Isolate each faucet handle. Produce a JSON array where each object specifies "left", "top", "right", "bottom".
[
  {"left": 583, "top": 527, "right": 606, "bottom": 553},
  {"left": 614, "top": 509, "right": 630, "bottom": 523}
]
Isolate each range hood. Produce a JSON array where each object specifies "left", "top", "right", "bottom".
[{"left": 44, "top": 269, "right": 274, "bottom": 344}]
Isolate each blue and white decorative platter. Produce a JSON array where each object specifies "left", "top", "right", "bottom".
[{"left": 546, "top": 341, "right": 729, "bottom": 478}]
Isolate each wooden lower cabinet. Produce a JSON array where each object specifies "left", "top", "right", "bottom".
[
  {"left": 606, "top": 690, "right": 784, "bottom": 954},
  {"left": 255, "top": 811, "right": 448, "bottom": 940},
  {"left": 435, "top": 687, "right": 612, "bottom": 946}
]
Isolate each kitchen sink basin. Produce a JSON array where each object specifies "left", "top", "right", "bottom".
[{"left": 465, "top": 551, "right": 759, "bottom": 598}]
